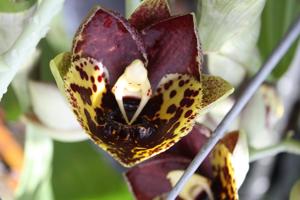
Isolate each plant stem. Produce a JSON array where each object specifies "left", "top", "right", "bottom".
[
  {"left": 249, "top": 138, "right": 300, "bottom": 162},
  {"left": 0, "top": 0, "right": 65, "bottom": 100}
]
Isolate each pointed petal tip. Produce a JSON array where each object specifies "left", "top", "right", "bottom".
[
  {"left": 129, "top": 0, "right": 171, "bottom": 30},
  {"left": 200, "top": 74, "right": 234, "bottom": 114},
  {"left": 143, "top": 14, "right": 202, "bottom": 88},
  {"left": 72, "top": 7, "right": 147, "bottom": 85}
]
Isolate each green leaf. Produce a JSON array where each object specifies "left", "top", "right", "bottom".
[
  {"left": 0, "top": 85, "right": 22, "bottom": 121},
  {"left": 258, "top": 0, "right": 300, "bottom": 80},
  {"left": 0, "top": 0, "right": 36, "bottom": 12},
  {"left": 52, "top": 142, "right": 131, "bottom": 200}
]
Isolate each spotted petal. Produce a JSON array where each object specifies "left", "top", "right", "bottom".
[
  {"left": 142, "top": 14, "right": 202, "bottom": 88},
  {"left": 210, "top": 141, "right": 238, "bottom": 200},
  {"left": 200, "top": 74, "right": 234, "bottom": 114},
  {"left": 72, "top": 7, "right": 147, "bottom": 85},
  {"left": 132, "top": 74, "right": 202, "bottom": 165},
  {"left": 129, "top": 0, "right": 171, "bottom": 31}
]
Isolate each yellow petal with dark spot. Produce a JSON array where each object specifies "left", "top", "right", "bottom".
[{"left": 210, "top": 142, "right": 238, "bottom": 200}]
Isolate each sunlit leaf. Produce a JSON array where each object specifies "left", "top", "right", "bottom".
[{"left": 258, "top": 0, "right": 300, "bottom": 80}]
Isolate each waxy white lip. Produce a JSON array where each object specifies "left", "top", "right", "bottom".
[{"left": 112, "top": 59, "right": 152, "bottom": 125}]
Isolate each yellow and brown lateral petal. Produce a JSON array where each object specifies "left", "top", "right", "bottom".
[
  {"left": 128, "top": 74, "right": 202, "bottom": 166},
  {"left": 129, "top": 0, "right": 171, "bottom": 31},
  {"left": 210, "top": 142, "right": 238, "bottom": 200}
]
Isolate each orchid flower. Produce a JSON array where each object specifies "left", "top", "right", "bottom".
[
  {"left": 50, "top": 0, "right": 233, "bottom": 167},
  {"left": 125, "top": 125, "right": 241, "bottom": 200}
]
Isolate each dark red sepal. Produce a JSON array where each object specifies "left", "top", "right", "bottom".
[
  {"left": 129, "top": 0, "right": 171, "bottom": 31},
  {"left": 142, "top": 14, "right": 202, "bottom": 88},
  {"left": 72, "top": 7, "right": 147, "bottom": 85},
  {"left": 125, "top": 156, "right": 190, "bottom": 200}
]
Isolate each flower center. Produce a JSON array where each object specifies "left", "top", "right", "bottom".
[{"left": 112, "top": 59, "right": 152, "bottom": 125}]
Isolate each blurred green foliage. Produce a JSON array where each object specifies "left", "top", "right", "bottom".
[
  {"left": 258, "top": 0, "right": 300, "bottom": 81},
  {"left": 0, "top": 85, "right": 22, "bottom": 121},
  {"left": 0, "top": 0, "right": 36, "bottom": 12},
  {"left": 52, "top": 141, "right": 132, "bottom": 200}
]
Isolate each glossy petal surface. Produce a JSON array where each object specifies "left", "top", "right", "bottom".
[
  {"left": 73, "top": 7, "right": 147, "bottom": 85},
  {"left": 129, "top": 0, "right": 171, "bottom": 31},
  {"left": 142, "top": 14, "right": 201, "bottom": 88}
]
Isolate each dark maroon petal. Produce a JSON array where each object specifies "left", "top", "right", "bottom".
[
  {"left": 171, "top": 124, "right": 211, "bottom": 158},
  {"left": 221, "top": 131, "right": 239, "bottom": 153},
  {"left": 142, "top": 14, "right": 202, "bottom": 88},
  {"left": 125, "top": 156, "right": 190, "bottom": 200},
  {"left": 129, "top": 0, "right": 171, "bottom": 31},
  {"left": 72, "top": 7, "right": 147, "bottom": 85},
  {"left": 167, "top": 124, "right": 213, "bottom": 178}
]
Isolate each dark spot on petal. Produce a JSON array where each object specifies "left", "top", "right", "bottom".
[
  {"left": 184, "top": 88, "right": 194, "bottom": 97},
  {"left": 94, "top": 65, "right": 100, "bottom": 70},
  {"left": 180, "top": 98, "right": 194, "bottom": 107},
  {"left": 167, "top": 104, "right": 177, "bottom": 114},
  {"left": 91, "top": 76, "right": 95, "bottom": 82},
  {"left": 98, "top": 75, "right": 103, "bottom": 82},
  {"left": 184, "top": 110, "right": 193, "bottom": 118},
  {"left": 178, "top": 80, "right": 185, "bottom": 87},
  {"left": 164, "top": 80, "right": 173, "bottom": 90},
  {"left": 75, "top": 66, "right": 89, "bottom": 80},
  {"left": 70, "top": 84, "right": 92, "bottom": 105},
  {"left": 169, "top": 90, "right": 177, "bottom": 98},
  {"left": 93, "top": 84, "right": 97, "bottom": 92}
]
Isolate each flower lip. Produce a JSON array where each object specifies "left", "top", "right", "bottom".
[
  {"left": 112, "top": 59, "right": 152, "bottom": 124},
  {"left": 102, "top": 106, "right": 158, "bottom": 142}
]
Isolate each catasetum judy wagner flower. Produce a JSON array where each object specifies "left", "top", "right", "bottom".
[{"left": 50, "top": 0, "right": 233, "bottom": 167}]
